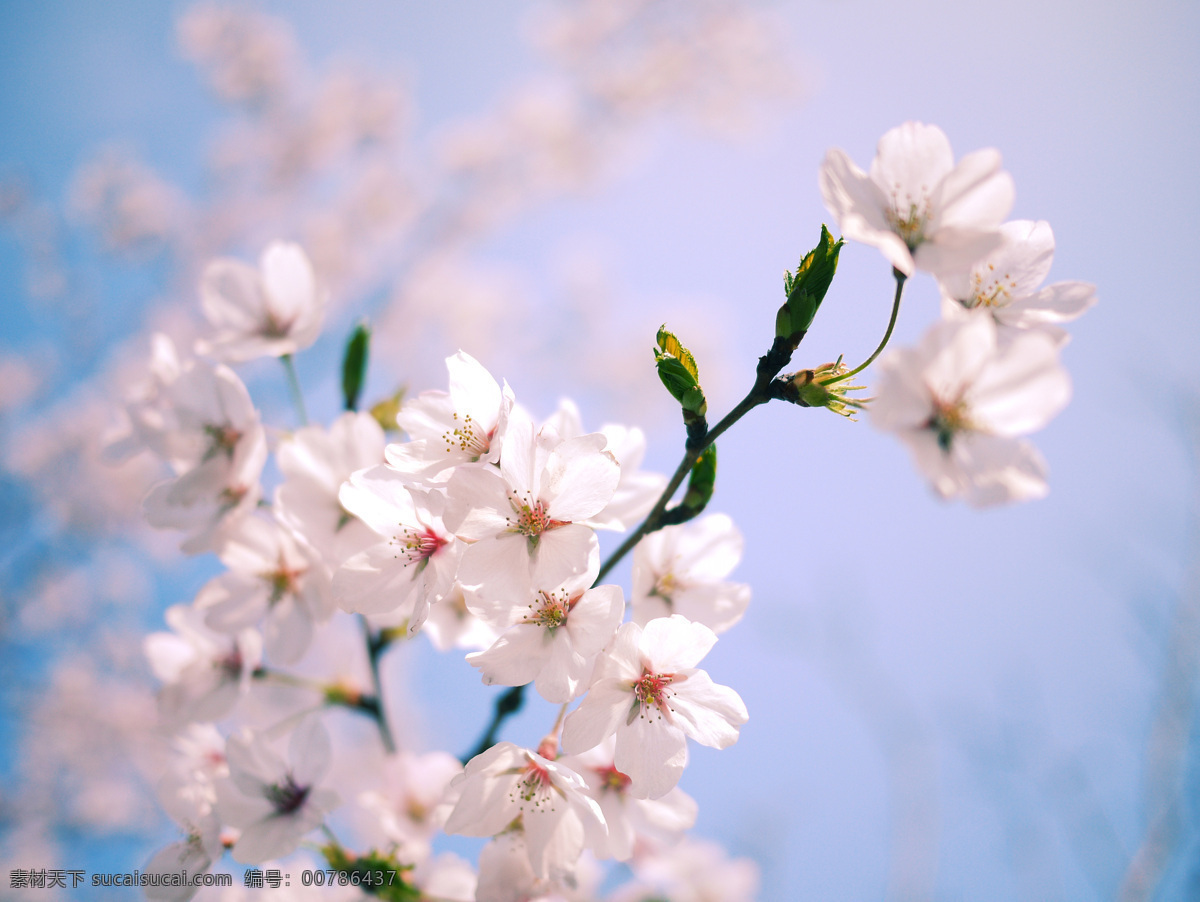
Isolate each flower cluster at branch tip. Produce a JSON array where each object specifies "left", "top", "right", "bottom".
[
  {"left": 820, "top": 121, "right": 1094, "bottom": 505},
  {"left": 124, "top": 116, "right": 1091, "bottom": 902}
]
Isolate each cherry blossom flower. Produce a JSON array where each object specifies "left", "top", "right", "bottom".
[
  {"left": 274, "top": 410, "right": 386, "bottom": 570},
  {"left": 419, "top": 582, "right": 499, "bottom": 653},
  {"left": 631, "top": 513, "right": 750, "bottom": 634},
  {"left": 561, "top": 615, "right": 748, "bottom": 799},
  {"left": 870, "top": 314, "right": 1071, "bottom": 506},
  {"left": 194, "top": 516, "right": 332, "bottom": 664},
  {"left": 443, "top": 742, "right": 605, "bottom": 884},
  {"left": 385, "top": 351, "right": 511, "bottom": 484},
  {"left": 138, "top": 353, "right": 268, "bottom": 552},
  {"left": 472, "top": 831, "right": 602, "bottom": 902},
  {"left": 198, "top": 241, "right": 326, "bottom": 362},
  {"left": 334, "top": 466, "right": 460, "bottom": 632},
  {"left": 938, "top": 219, "right": 1097, "bottom": 343},
  {"left": 144, "top": 771, "right": 223, "bottom": 902},
  {"left": 217, "top": 719, "right": 339, "bottom": 864},
  {"left": 443, "top": 404, "right": 619, "bottom": 602},
  {"left": 819, "top": 121, "right": 1014, "bottom": 277},
  {"left": 542, "top": 398, "right": 666, "bottom": 531},
  {"left": 357, "top": 750, "right": 463, "bottom": 862},
  {"left": 144, "top": 604, "right": 262, "bottom": 725},
  {"left": 559, "top": 737, "right": 697, "bottom": 862},
  {"left": 465, "top": 535, "right": 623, "bottom": 703}
]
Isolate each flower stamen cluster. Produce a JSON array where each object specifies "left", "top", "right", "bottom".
[
  {"left": 264, "top": 773, "right": 311, "bottom": 816},
  {"left": 443, "top": 411, "right": 492, "bottom": 460}
]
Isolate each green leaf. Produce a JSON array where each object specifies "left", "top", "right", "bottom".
[
  {"left": 681, "top": 444, "right": 717, "bottom": 513},
  {"left": 654, "top": 326, "right": 707, "bottom": 418},
  {"left": 656, "top": 325, "right": 699, "bottom": 381},
  {"left": 322, "top": 844, "right": 420, "bottom": 901},
  {"left": 341, "top": 322, "right": 371, "bottom": 411},
  {"left": 778, "top": 225, "right": 844, "bottom": 342},
  {"left": 369, "top": 388, "right": 406, "bottom": 432}
]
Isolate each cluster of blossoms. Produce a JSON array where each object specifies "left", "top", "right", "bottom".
[
  {"left": 123, "top": 120, "right": 1092, "bottom": 901},
  {"left": 820, "top": 121, "right": 1095, "bottom": 505},
  {"left": 126, "top": 236, "right": 756, "bottom": 900}
]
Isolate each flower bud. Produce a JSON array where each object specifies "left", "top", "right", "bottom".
[
  {"left": 777, "top": 225, "right": 844, "bottom": 348},
  {"left": 785, "top": 360, "right": 867, "bottom": 419}
]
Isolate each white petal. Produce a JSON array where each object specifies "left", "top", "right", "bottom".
[
  {"left": 561, "top": 679, "right": 633, "bottom": 755},
  {"left": 617, "top": 717, "right": 688, "bottom": 800},
  {"left": 543, "top": 435, "right": 620, "bottom": 522},
  {"left": 870, "top": 121, "right": 955, "bottom": 198},
  {"left": 969, "top": 330, "right": 1071, "bottom": 435},
  {"left": 467, "top": 627, "right": 551, "bottom": 688},
  {"left": 669, "top": 671, "right": 748, "bottom": 748},
  {"left": 642, "top": 615, "right": 717, "bottom": 671}
]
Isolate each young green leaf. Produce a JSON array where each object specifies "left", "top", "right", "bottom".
[{"left": 341, "top": 322, "right": 371, "bottom": 411}]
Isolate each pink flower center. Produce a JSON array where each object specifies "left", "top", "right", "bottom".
[
  {"left": 262, "top": 555, "right": 307, "bottom": 604},
  {"left": 595, "top": 765, "right": 632, "bottom": 795},
  {"left": 393, "top": 526, "right": 447, "bottom": 569},
  {"left": 203, "top": 423, "right": 243, "bottom": 460},
  {"left": 633, "top": 670, "right": 676, "bottom": 711},
  {"left": 927, "top": 396, "right": 975, "bottom": 452},
  {"left": 506, "top": 493, "right": 566, "bottom": 541},
  {"left": 509, "top": 759, "right": 558, "bottom": 814},
  {"left": 522, "top": 588, "right": 577, "bottom": 630}
]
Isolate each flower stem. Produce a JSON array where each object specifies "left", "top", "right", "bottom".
[
  {"left": 595, "top": 334, "right": 797, "bottom": 584},
  {"left": 360, "top": 614, "right": 397, "bottom": 754},
  {"left": 281, "top": 353, "right": 309, "bottom": 426},
  {"left": 825, "top": 268, "right": 906, "bottom": 385},
  {"left": 463, "top": 684, "right": 526, "bottom": 764}
]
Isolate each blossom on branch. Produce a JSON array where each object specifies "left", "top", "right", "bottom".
[
  {"left": 216, "top": 719, "right": 339, "bottom": 864},
  {"left": 465, "top": 535, "right": 623, "bottom": 704},
  {"left": 938, "top": 219, "right": 1097, "bottom": 342},
  {"left": 444, "top": 742, "right": 605, "bottom": 885},
  {"left": 562, "top": 615, "right": 748, "bottom": 799},
  {"left": 631, "top": 513, "right": 750, "bottom": 634},
  {"left": 870, "top": 314, "right": 1071, "bottom": 506},
  {"left": 198, "top": 241, "right": 326, "bottom": 362},
  {"left": 820, "top": 121, "right": 1014, "bottom": 277}
]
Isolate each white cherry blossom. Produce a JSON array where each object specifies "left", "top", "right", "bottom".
[
  {"left": 144, "top": 603, "right": 262, "bottom": 726},
  {"left": 871, "top": 313, "right": 1071, "bottom": 506},
  {"left": 144, "top": 771, "right": 223, "bottom": 902},
  {"left": 443, "top": 742, "right": 604, "bottom": 885},
  {"left": 541, "top": 399, "right": 667, "bottom": 531},
  {"left": 562, "top": 615, "right": 748, "bottom": 799},
  {"left": 465, "top": 536, "right": 623, "bottom": 703},
  {"left": 385, "top": 351, "right": 511, "bottom": 483},
  {"left": 274, "top": 410, "right": 386, "bottom": 570},
  {"left": 194, "top": 515, "right": 332, "bottom": 664},
  {"left": 199, "top": 241, "right": 326, "bottom": 362},
  {"left": 418, "top": 581, "right": 500, "bottom": 652},
  {"left": 335, "top": 466, "right": 460, "bottom": 632},
  {"left": 443, "top": 404, "right": 619, "bottom": 602},
  {"left": 357, "top": 750, "right": 463, "bottom": 861},
  {"left": 938, "top": 219, "right": 1097, "bottom": 342},
  {"left": 820, "top": 121, "right": 1014, "bottom": 277},
  {"left": 609, "top": 836, "right": 760, "bottom": 902},
  {"left": 216, "top": 719, "right": 339, "bottom": 864},
  {"left": 559, "top": 737, "right": 697, "bottom": 862},
  {"left": 631, "top": 513, "right": 750, "bottom": 634},
  {"left": 139, "top": 354, "right": 267, "bottom": 552}
]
